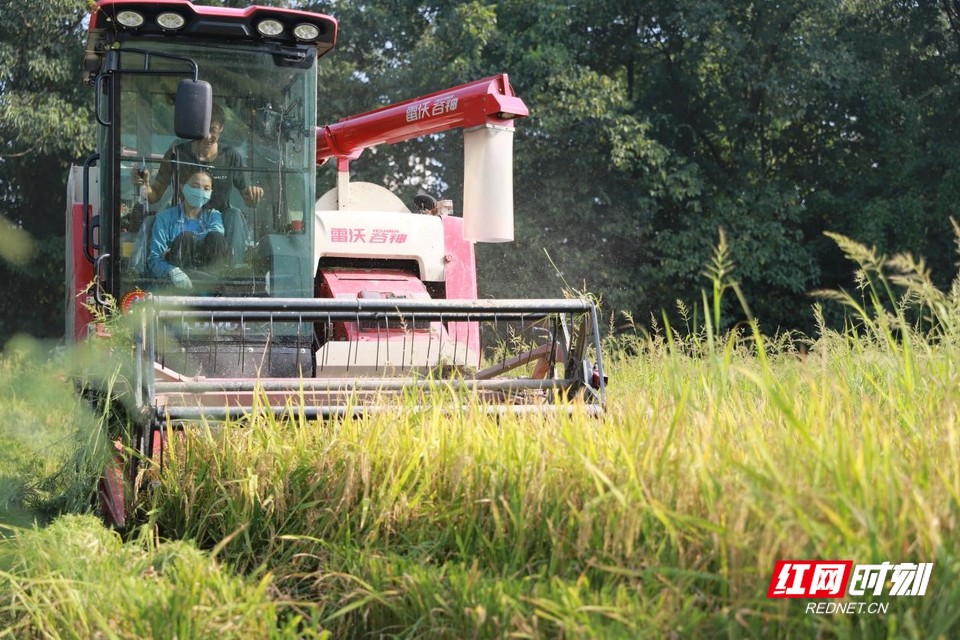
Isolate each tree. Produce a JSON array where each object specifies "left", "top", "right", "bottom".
[
  {"left": 0, "top": 0, "right": 92, "bottom": 233},
  {"left": 0, "top": 0, "right": 92, "bottom": 341},
  {"left": 301, "top": 0, "right": 960, "bottom": 333},
  {"left": 9, "top": 0, "right": 957, "bottom": 340},
  {"left": 485, "top": 0, "right": 960, "bottom": 332}
]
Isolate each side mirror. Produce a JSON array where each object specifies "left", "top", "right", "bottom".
[{"left": 174, "top": 79, "right": 212, "bottom": 140}]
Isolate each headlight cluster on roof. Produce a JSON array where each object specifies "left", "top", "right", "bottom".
[
  {"left": 116, "top": 9, "right": 184, "bottom": 31},
  {"left": 256, "top": 19, "right": 323, "bottom": 42},
  {"left": 107, "top": 5, "right": 330, "bottom": 44}
]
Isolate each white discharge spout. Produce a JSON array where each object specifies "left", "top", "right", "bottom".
[{"left": 462, "top": 125, "right": 515, "bottom": 243}]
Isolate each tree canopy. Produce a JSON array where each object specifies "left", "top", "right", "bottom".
[{"left": 3, "top": 0, "right": 960, "bottom": 341}]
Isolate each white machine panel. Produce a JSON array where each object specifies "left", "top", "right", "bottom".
[{"left": 314, "top": 209, "right": 447, "bottom": 281}]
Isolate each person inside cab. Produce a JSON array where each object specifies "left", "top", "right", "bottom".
[
  {"left": 129, "top": 102, "right": 262, "bottom": 275},
  {"left": 147, "top": 170, "right": 228, "bottom": 290},
  {"left": 131, "top": 102, "right": 264, "bottom": 211}
]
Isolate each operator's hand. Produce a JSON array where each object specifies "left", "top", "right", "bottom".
[
  {"left": 131, "top": 167, "right": 153, "bottom": 203},
  {"left": 242, "top": 185, "right": 264, "bottom": 206},
  {"left": 131, "top": 167, "right": 150, "bottom": 187},
  {"left": 169, "top": 267, "right": 192, "bottom": 290}
]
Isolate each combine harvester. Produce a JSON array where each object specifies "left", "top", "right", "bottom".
[{"left": 66, "top": 1, "right": 606, "bottom": 525}]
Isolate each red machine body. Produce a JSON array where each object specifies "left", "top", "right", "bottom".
[
  {"left": 311, "top": 72, "right": 528, "bottom": 362},
  {"left": 70, "top": 0, "right": 605, "bottom": 528},
  {"left": 317, "top": 74, "right": 528, "bottom": 167},
  {"left": 87, "top": 0, "right": 337, "bottom": 56}
]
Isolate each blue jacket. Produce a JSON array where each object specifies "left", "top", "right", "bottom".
[{"left": 147, "top": 204, "right": 224, "bottom": 277}]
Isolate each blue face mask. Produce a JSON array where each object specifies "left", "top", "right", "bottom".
[{"left": 182, "top": 184, "right": 212, "bottom": 208}]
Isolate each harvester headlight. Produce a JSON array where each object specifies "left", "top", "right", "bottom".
[
  {"left": 256, "top": 19, "right": 284, "bottom": 37},
  {"left": 293, "top": 23, "right": 321, "bottom": 42},
  {"left": 156, "top": 12, "right": 186, "bottom": 30},
  {"left": 116, "top": 10, "right": 145, "bottom": 28}
]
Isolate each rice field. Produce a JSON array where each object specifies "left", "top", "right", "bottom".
[{"left": 1, "top": 234, "right": 959, "bottom": 638}]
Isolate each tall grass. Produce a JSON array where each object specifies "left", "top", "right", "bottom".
[
  {"left": 0, "top": 336, "right": 113, "bottom": 526},
  {"left": 131, "top": 232, "right": 960, "bottom": 637},
  {"left": 2, "top": 231, "right": 960, "bottom": 637},
  {"left": 0, "top": 515, "right": 312, "bottom": 639}
]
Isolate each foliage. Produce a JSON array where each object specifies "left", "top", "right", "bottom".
[
  {"left": 0, "top": 0, "right": 92, "bottom": 342},
  {"left": 5, "top": 0, "right": 960, "bottom": 341},
  {"left": 0, "top": 0, "right": 92, "bottom": 232},
  {"left": 0, "top": 235, "right": 66, "bottom": 340},
  {"left": 2, "top": 230, "right": 960, "bottom": 635},
  {"left": 304, "top": 0, "right": 960, "bottom": 335},
  {"left": 0, "top": 515, "right": 308, "bottom": 639},
  {"left": 125, "top": 248, "right": 960, "bottom": 636},
  {"left": 0, "top": 336, "right": 106, "bottom": 528}
]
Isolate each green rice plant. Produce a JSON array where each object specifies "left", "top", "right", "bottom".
[
  {"left": 131, "top": 230, "right": 960, "bottom": 638},
  {"left": 4, "top": 230, "right": 960, "bottom": 638},
  {"left": 0, "top": 336, "right": 113, "bottom": 526},
  {"left": 137, "top": 347, "right": 960, "bottom": 638},
  {"left": 0, "top": 514, "right": 318, "bottom": 639}
]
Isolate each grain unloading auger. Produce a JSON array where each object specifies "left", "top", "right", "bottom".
[{"left": 67, "top": 1, "right": 605, "bottom": 526}]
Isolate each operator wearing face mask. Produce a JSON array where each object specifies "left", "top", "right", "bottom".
[{"left": 147, "top": 170, "right": 229, "bottom": 290}]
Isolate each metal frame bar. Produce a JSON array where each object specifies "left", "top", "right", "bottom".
[
  {"left": 161, "top": 403, "right": 604, "bottom": 422},
  {"left": 133, "top": 294, "right": 606, "bottom": 425},
  {"left": 155, "top": 377, "right": 573, "bottom": 393},
  {"left": 148, "top": 295, "right": 593, "bottom": 314}
]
